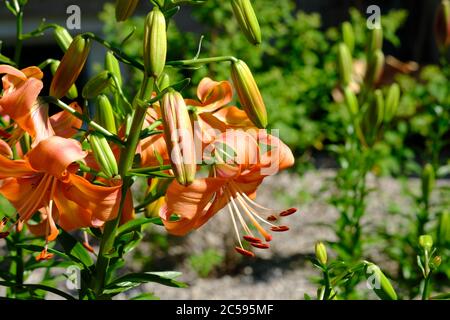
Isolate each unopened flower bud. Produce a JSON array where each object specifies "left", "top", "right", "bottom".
[
  {"left": 337, "top": 43, "right": 353, "bottom": 86},
  {"left": 365, "top": 50, "right": 384, "bottom": 87},
  {"left": 115, "top": 0, "right": 140, "bottom": 22},
  {"left": 421, "top": 164, "right": 435, "bottom": 203},
  {"left": 435, "top": 0, "right": 450, "bottom": 48},
  {"left": 89, "top": 132, "right": 119, "bottom": 178},
  {"left": 231, "top": 59, "right": 268, "bottom": 128},
  {"left": 384, "top": 83, "right": 400, "bottom": 122},
  {"left": 161, "top": 90, "right": 196, "bottom": 186},
  {"left": 96, "top": 95, "right": 117, "bottom": 135},
  {"left": 365, "top": 263, "right": 398, "bottom": 300},
  {"left": 143, "top": 7, "right": 167, "bottom": 78},
  {"left": 419, "top": 235, "right": 434, "bottom": 252},
  {"left": 431, "top": 256, "right": 442, "bottom": 269},
  {"left": 343, "top": 86, "right": 359, "bottom": 116},
  {"left": 82, "top": 71, "right": 113, "bottom": 99},
  {"left": 231, "top": 0, "right": 262, "bottom": 45},
  {"left": 105, "top": 51, "right": 122, "bottom": 87},
  {"left": 367, "top": 27, "right": 383, "bottom": 54},
  {"left": 50, "top": 61, "right": 78, "bottom": 100},
  {"left": 342, "top": 21, "right": 355, "bottom": 54},
  {"left": 53, "top": 26, "right": 73, "bottom": 52},
  {"left": 438, "top": 210, "right": 450, "bottom": 245},
  {"left": 315, "top": 242, "right": 328, "bottom": 265},
  {"left": 50, "top": 35, "right": 91, "bottom": 99}
]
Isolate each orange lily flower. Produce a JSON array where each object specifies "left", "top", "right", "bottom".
[
  {"left": 186, "top": 77, "right": 256, "bottom": 145},
  {"left": 138, "top": 107, "right": 169, "bottom": 167},
  {"left": 160, "top": 130, "right": 296, "bottom": 257},
  {"left": 0, "top": 136, "right": 123, "bottom": 260}
]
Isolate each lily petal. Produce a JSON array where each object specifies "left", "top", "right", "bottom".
[
  {"left": 59, "top": 174, "right": 123, "bottom": 224},
  {"left": 50, "top": 102, "right": 83, "bottom": 138},
  {"left": 161, "top": 177, "right": 227, "bottom": 235},
  {"left": 26, "top": 136, "right": 87, "bottom": 178},
  {"left": 186, "top": 78, "right": 233, "bottom": 113},
  {"left": 0, "top": 155, "right": 35, "bottom": 178}
]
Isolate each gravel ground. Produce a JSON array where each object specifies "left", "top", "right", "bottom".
[{"left": 1, "top": 170, "right": 448, "bottom": 300}]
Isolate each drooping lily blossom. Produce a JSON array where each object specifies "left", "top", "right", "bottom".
[
  {"left": 139, "top": 108, "right": 169, "bottom": 167},
  {"left": 0, "top": 65, "right": 55, "bottom": 145},
  {"left": 0, "top": 136, "right": 123, "bottom": 260},
  {"left": 159, "top": 130, "right": 296, "bottom": 257}
]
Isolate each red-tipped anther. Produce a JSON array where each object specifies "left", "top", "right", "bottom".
[
  {"left": 83, "top": 242, "right": 95, "bottom": 253},
  {"left": 267, "top": 215, "right": 278, "bottom": 222},
  {"left": 0, "top": 232, "right": 10, "bottom": 239},
  {"left": 280, "top": 208, "right": 297, "bottom": 217},
  {"left": 36, "top": 250, "right": 54, "bottom": 262},
  {"left": 243, "top": 236, "right": 262, "bottom": 243},
  {"left": 270, "top": 226, "right": 290, "bottom": 232},
  {"left": 251, "top": 242, "right": 270, "bottom": 249},
  {"left": 235, "top": 247, "right": 255, "bottom": 257}
]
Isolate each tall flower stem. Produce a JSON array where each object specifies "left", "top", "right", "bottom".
[
  {"left": 93, "top": 75, "right": 155, "bottom": 298},
  {"left": 13, "top": 6, "right": 23, "bottom": 65}
]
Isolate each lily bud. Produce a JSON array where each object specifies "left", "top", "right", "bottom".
[
  {"left": 231, "top": 59, "right": 268, "bottom": 128},
  {"left": 50, "top": 61, "right": 78, "bottom": 100},
  {"left": 143, "top": 7, "right": 167, "bottom": 78},
  {"left": 53, "top": 26, "right": 73, "bottom": 52},
  {"left": 50, "top": 35, "right": 91, "bottom": 99},
  {"left": 105, "top": 51, "right": 122, "bottom": 87},
  {"left": 431, "top": 256, "right": 442, "bottom": 269},
  {"left": 231, "top": 0, "right": 262, "bottom": 45},
  {"left": 96, "top": 95, "right": 117, "bottom": 134},
  {"left": 365, "top": 50, "right": 384, "bottom": 87},
  {"left": 82, "top": 71, "right": 113, "bottom": 99},
  {"left": 419, "top": 235, "right": 433, "bottom": 252},
  {"left": 438, "top": 210, "right": 450, "bottom": 245},
  {"left": 421, "top": 164, "right": 435, "bottom": 203},
  {"left": 384, "top": 83, "right": 400, "bottom": 122},
  {"left": 435, "top": 0, "right": 450, "bottom": 48},
  {"left": 315, "top": 242, "right": 328, "bottom": 265},
  {"left": 342, "top": 22, "right": 355, "bottom": 54},
  {"left": 337, "top": 43, "right": 353, "bottom": 87},
  {"left": 367, "top": 27, "right": 383, "bottom": 55},
  {"left": 343, "top": 86, "right": 359, "bottom": 116},
  {"left": 89, "top": 132, "right": 119, "bottom": 178},
  {"left": 365, "top": 263, "right": 398, "bottom": 300},
  {"left": 161, "top": 90, "right": 196, "bottom": 186},
  {"left": 115, "top": 0, "right": 140, "bottom": 22}
]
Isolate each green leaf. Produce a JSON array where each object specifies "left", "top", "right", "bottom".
[
  {"left": 106, "top": 271, "right": 187, "bottom": 293},
  {"left": 131, "top": 292, "right": 160, "bottom": 300},
  {"left": 58, "top": 230, "right": 94, "bottom": 268},
  {"left": 117, "top": 217, "right": 163, "bottom": 236},
  {"left": 0, "top": 281, "right": 76, "bottom": 300},
  {"left": 430, "top": 292, "right": 450, "bottom": 300}
]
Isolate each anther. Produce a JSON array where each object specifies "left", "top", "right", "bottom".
[
  {"left": 250, "top": 243, "right": 270, "bottom": 249},
  {"left": 270, "top": 226, "right": 290, "bottom": 232},
  {"left": 280, "top": 208, "right": 297, "bottom": 217},
  {"left": 243, "top": 236, "right": 262, "bottom": 243},
  {"left": 235, "top": 247, "right": 255, "bottom": 257}
]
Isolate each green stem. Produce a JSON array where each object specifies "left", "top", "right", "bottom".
[
  {"left": 422, "top": 276, "right": 431, "bottom": 300},
  {"left": 83, "top": 33, "right": 145, "bottom": 72},
  {"left": 93, "top": 76, "right": 155, "bottom": 298},
  {"left": 45, "top": 97, "right": 123, "bottom": 146},
  {"left": 166, "top": 55, "right": 238, "bottom": 67},
  {"left": 129, "top": 165, "right": 172, "bottom": 175},
  {"left": 13, "top": 8, "right": 23, "bottom": 65}
]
